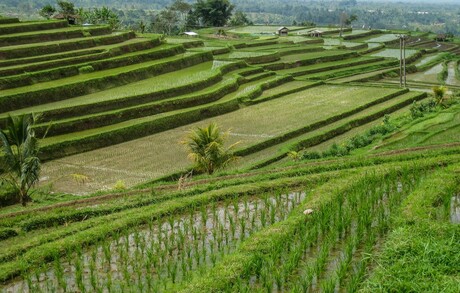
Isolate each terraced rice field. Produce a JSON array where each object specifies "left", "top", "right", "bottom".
[
  {"left": 407, "top": 63, "right": 444, "bottom": 83},
  {"left": 1, "top": 21, "right": 460, "bottom": 293},
  {"left": 0, "top": 21, "right": 434, "bottom": 193},
  {"left": 39, "top": 84, "right": 403, "bottom": 193},
  {"left": 376, "top": 104, "right": 460, "bottom": 151}
]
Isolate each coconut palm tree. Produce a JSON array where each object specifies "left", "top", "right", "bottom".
[
  {"left": 0, "top": 114, "right": 41, "bottom": 206},
  {"left": 182, "top": 123, "right": 239, "bottom": 175}
]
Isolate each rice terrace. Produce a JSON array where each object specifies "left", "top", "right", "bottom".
[{"left": 0, "top": 0, "right": 459, "bottom": 292}]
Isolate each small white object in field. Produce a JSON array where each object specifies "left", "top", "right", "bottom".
[{"left": 303, "top": 209, "right": 314, "bottom": 215}]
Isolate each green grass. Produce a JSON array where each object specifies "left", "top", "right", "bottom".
[
  {"left": 0, "top": 43, "right": 183, "bottom": 89},
  {"left": 0, "top": 25, "right": 110, "bottom": 46},
  {"left": 362, "top": 166, "right": 460, "bottom": 292},
  {"left": 0, "top": 39, "right": 162, "bottom": 76}
]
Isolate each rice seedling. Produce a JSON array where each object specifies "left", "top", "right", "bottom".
[{"left": 32, "top": 190, "right": 293, "bottom": 291}]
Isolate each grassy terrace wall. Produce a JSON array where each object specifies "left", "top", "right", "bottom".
[
  {"left": 0, "top": 26, "right": 112, "bottom": 47},
  {"left": 0, "top": 38, "right": 160, "bottom": 76},
  {"left": 0, "top": 43, "right": 182, "bottom": 89},
  {"left": 0, "top": 51, "right": 212, "bottom": 113},
  {"left": 31, "top": 69, "right": 244, "bottom": 136},
  {"left": 0, "top": 20, "right": 68, "bottom": 35},
  {"left": 0, "top": 31, "right": 135, "bottom": 59},
  {"left": 0, "top": 18, "right": 19, "bottom": 25}
]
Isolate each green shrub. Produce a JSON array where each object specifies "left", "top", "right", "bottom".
[
  {"left": 410, "top": 99, "right": 436, "bottom": 119},
  {"left": 0, "top": 185, "right": 18, "bottom": 207},
  {"left": 78, "top": 65, "right": 95, "bottom": 74},
  {"left": 0, "top": 228, "right": 18, "bottom": 241}
]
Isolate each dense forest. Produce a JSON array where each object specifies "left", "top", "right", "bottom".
[{"left": 1, "top": 0, "right": 459, "bottom": 34}]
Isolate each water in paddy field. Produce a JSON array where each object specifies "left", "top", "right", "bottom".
[
  {"left": 451, "top": 194, "right": 460, "bottom": 224},
  {"left": 2, "top": 191, "right": 306, "bottom": 292}
]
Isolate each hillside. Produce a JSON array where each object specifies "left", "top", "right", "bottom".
[{"left": 0, "top": 17, "right": 459, "bottom": 292}]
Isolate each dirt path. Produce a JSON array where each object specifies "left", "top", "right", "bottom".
[{"left": 445, "top": 61, "right": 460, "bottom": 86}]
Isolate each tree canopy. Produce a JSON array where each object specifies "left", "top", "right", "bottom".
[{"left": 194, "top": 0, "right": 234, "bottom": 27}]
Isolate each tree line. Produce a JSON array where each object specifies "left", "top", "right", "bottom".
[{"left": 2, "top": 0, "right": 459, "bottom": 35}]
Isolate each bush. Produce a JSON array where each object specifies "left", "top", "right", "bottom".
[
  {"left": 0, "top": 228, "right": 18, "bottom": 241},
  {"left": 301, "top": 151, "right": 321, "bottom": 160},
  {"left": 78, "top": 65, "right": 95, "bottom": 74},
  {"left": 410, "top": 99, "right": 436, "bottom": 119},
  {"left": 0, "top": 187, "right": 18, "bottom": 207},
  {"left": 301, "top": 115, "right": 397, "bottom": 161}
]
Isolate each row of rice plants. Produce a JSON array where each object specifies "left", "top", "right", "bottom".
[
  {"left": 238, "top": 164, "right": 422, "bottom": 292},
  {"left": 4, "top": 191, "right": 308, "bottom": 292},
  {"left": 178, "top": 161, "right": 439, "bottom": 292},
  {"left": 33, "top": 74, "right": 284, "bottom": 161},
  {"left": 0, "top": 37, "right": 151, "bottom": 68},
  {"left": 362, "top": 165, "right": 460, "bottom": 291},
  {"left": 304, "top": 60, "right": 399, "bottom": 81},
  {"left": 0, "top": 172, "right": 335, "bottom": 283}
]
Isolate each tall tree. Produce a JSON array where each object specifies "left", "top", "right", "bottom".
[
  {"left": 194, "top": 0, "right": 234, "bottom": 27},
  {"left": 39, "top": 4, "right": 56, "bottom": 19},
  {"left": 181, "top": 123, "right": 239, "bottom": 175},
  {"left": 57, "top": 0, "right": 75, "bottom": 15},
  {"left": 0, "top": 115, "right": 42, "bottom": 206},
  {"left": 151, "top": 8, "right": 179, "bottom": 35}
]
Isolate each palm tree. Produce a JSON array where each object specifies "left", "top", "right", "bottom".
[
  {"left": 0, "top": 114, "right": 41, "bottom": 206},
  {"left": 182, "top": 123, "right": 239, "bottom": 175},
  {"left": 433, "top": 85, "right": 447, "bottom": 105}
]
